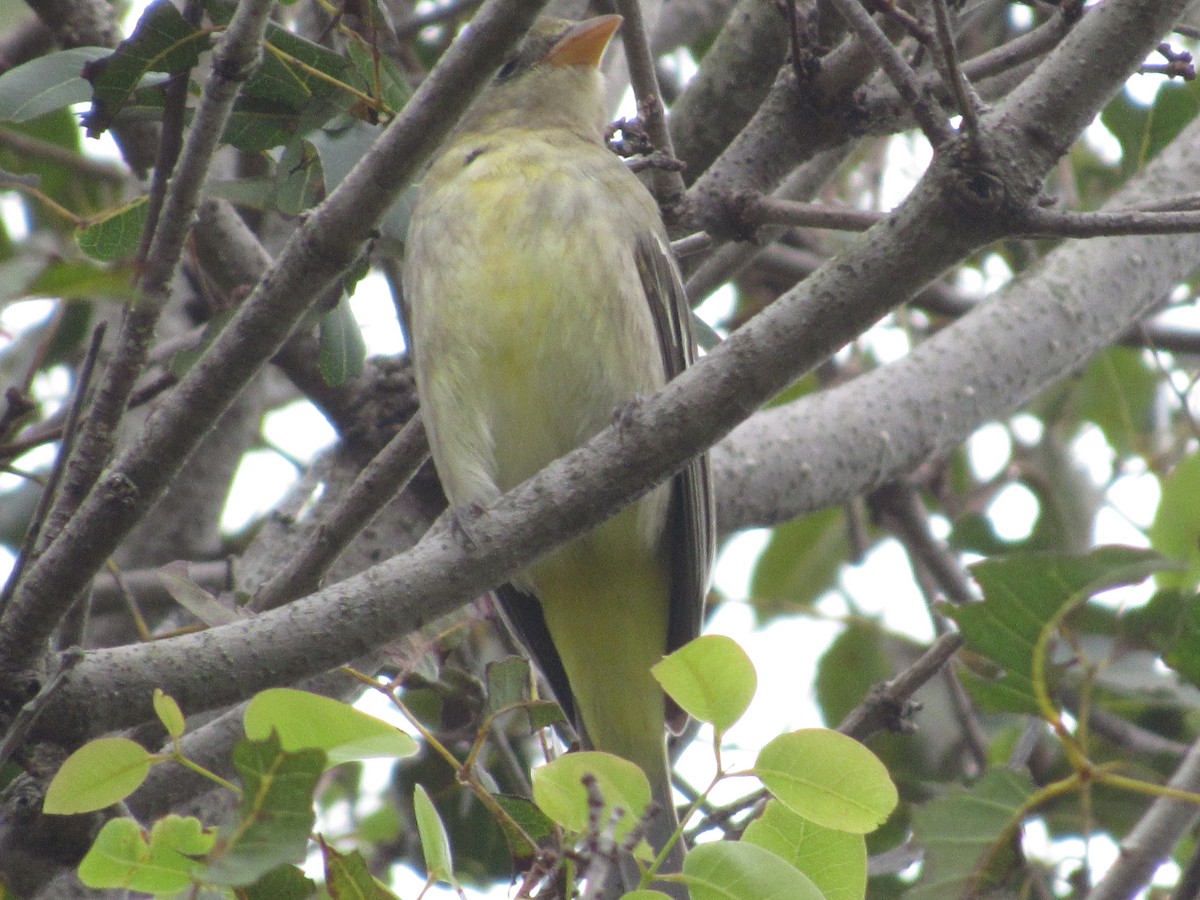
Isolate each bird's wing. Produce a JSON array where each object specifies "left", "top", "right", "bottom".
[
  {"left": 493, "top": 582, "right": 579, "bottom": 728},
  {"left": 634, "top": 232, "right": 717, "bottom": 735}
]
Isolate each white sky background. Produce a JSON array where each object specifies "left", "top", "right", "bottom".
[{"left": 0, "top": 2, "right": 1194, "bottom": 895}]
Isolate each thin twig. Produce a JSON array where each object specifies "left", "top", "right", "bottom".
[
  {"left": 784, "top": 0, "right": 808, "bottom": 83},
  {"left": 864, "top": 481, "right": 990, "bottom": 771},
  {"left": 825, "top": 0, "right": 952, "bottom": 144},
  {"left": 867, "top": 481, "right": 977, "bottom": 607},
  {"left": 942, "top": 661, "right": 990, "bottom": 773},
  {"left": 135, "top": 0, "right": 205, "bottom": 267},
  {"left": 670, "top": 232, "right": 713, "bottom": 258},
  {"left": 0, "top": 127, "right": 125, "bottom": 183},
  {"left": 1065, "top": 693, "right": 1189, "bottom": 759},
  {"left": 1020, "top": 204, "right": 1200, "bottom": 237},
  {"left": 1085, "top": 736, "right": 1200, "bottom": 900},
  {"left": 743, "top": 195, "right": 884, "bottom": 232},
  {"left": 0, "top": 323, "right": 107, "bottom": 613},
  {"left": 870, "top": 0, "right": 934, "bottom": 44},
  {"left": 251, "top": 412, "right": 430, "bottom": 611},
  {"left": 928, "top": 0, "right": 982, "bottom": 148},
  {"left": 614, "top": 0, "right": 686, "bottom": 213},
  {"left": 749, "top": 239, "right": 1200, "bottom": 356},
  {"left": 838, "top": 631, "right": 966, "bottom": 740},
  {"left": 0, "top": 0, "right": 280, "bottom": 679}
]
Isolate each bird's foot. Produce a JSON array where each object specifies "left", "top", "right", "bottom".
[
  {"left": 448, "top": 503, "right": 485, "bottom": 550},
  {"left": 613, "top": 395, "right": 646, "bottom": 431}
]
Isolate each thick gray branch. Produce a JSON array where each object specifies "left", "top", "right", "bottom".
[{"left": 713, "top": 101, "right": 1200, "bottom": 532}]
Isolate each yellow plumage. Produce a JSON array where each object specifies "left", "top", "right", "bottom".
[{"left": 404, "top": 17, "right": 713, "bottom": 892}]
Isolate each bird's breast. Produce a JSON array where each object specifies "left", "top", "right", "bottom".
[{"left": 407, "top": 133, "right": 667, "bottom": 509}]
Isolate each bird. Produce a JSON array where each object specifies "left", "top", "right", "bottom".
[{"left": 403, "top": 15, "right": 713, "bottom": 894}]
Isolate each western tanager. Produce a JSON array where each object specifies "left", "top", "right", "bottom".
[{"left": 404, "top": 15, "right": 713, "bottom": 890}]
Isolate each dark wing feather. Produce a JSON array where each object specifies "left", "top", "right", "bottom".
[
  {"left": 635, "top": 232, "right": 717, "bottom": 734},
  {"left": 493, "top": 583, "right": 578, "bottom": 729}
]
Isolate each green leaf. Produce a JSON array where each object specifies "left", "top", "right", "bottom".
[
  {"left": 318, "top": 295, "right": 366, "bottom": 386},
  {"left": 486, "top": 656, "right": 531, "bottom": 715},
  {"left": 78, "top": 815, "right": 215, "bottom": 893},
  {"left": 309, "top": 121, "right": 414, "bottom": 242},
  {"left": 1074, "top": 347, "right": 1158, "bottom": 459},
  {"left": 202, "top": 733, "right": 325, "bottom": 886},
  {"left": 82, "top": 0, "right": 211, "bottom": 137},
  {"left": 414, "top": 784, "right": 455, "bottom": 884},
  {"left": 493, "top": 793, "right": 555, "bottom": 851},
  {"left": 0, "top": 107, "right": 102, "bottom": 230},
  {"left": 242, "top": 864, "right": 318, "bottom": 899},
  {"left": 682, "top": 840, "right": 824, "bottom": 900},
  {"left": 153, "top": 689, "right": 185, "bottom": 739},
  {"left": 1101, "top": 80, "right": 1200, "bottom": 176},
  {"left": 908, "top": 768, "right": 1034, "bottom": 899},
  {"left": 527, "top": 700, "right": 568, "bottom": 731},
  {"left": 0, "top": 47, "right": 111, "bottom": 122},
  {"left": 189, "top": 16, "right": 356, "bottom": 152},
  {"left": 321, "top": 840, "right": 398, "bottom": 898},
  {"left": 532, "top": 751, "right": 651, "bottom": 841},
  {"left": 948, "top": 547, "right": 1169, "bottom": 712},
  {"left": 652, "top": 634, "right": 757, "bottom": 732},
  {"left": 815, "top": 620, "right": 959, "bottom": 786},
  {"left": 742, "top": 800, "right": 866, "bottom": 900},
  {"left": 345, "top": 38, "right": 412, "bottom": 114},
  {"left": 243, "top": 688, "right": 417, "bottom": 767},
  {"left": 755, "top": 729, "right": 897, "bottom": 834},
  {"left": 21, "top": 258, "right": 139, "bottom": 302},
  {"left": 275, "top": 138, "right": 324, "bottom": 215},
  {"left": 44, "top": 737, "right": 153, "bottom": 814},
  {"left": 310, "top": 119, "right": 379, "bottom": 191},
  {"left": 1150, "top": 453, "right": 1200, "bottom": 592},
  {"left": 750, "top": 507, "right": 848, "bottom": 619},
  {"left": 814, "top": 620, "right": 894, "bottom": 726},
  {"left": 76, "top": 196, "right": 149, "bottom": 262},
  {"left": 221, "top": 97, "right": 305, "bottom": 153},
  {"left": 158, "top": 562, "right": 244, "bottom": 626},
  {"left": 1122, "top": 588, "right": 1200, "bottom": 690},
  {"left": 250, "top": 24, "right": 353, "bottom": 110}
]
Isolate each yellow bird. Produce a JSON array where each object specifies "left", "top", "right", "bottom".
[{"left": 404, "top": 15, "right": 713, "bottom": 889}]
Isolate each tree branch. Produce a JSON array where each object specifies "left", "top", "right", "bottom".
[
  {"left": 18, "top": 0, "right": 1192, "bottom": 745},
  {"left": 250, "top": 412, "right": 429, "bottom": 611},
  {"left": 714, "top": 94, "right": 1200, "bottom": 534},
  {"left": 1085, "top": 735, "right": 1200, "bottom": 900},
  {"left": 1020, "top": 203, "right": 1200, "bottom": 237},
  {"left": 826, "top": 0, "right": 952, "bottom": 144},
  {"left": 0, "top": 0, "right": 278, "bottom": 674}
]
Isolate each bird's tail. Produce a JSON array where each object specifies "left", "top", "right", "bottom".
[{"left": 636, "top": 756, "right": 688, "bottom": 899}]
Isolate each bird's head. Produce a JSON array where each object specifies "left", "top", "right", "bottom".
[{"left": 456, "top": 15, "right": 623, "bottom": 140}]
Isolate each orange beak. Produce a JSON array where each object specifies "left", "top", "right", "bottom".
[{"left": 546, "top": 15, "right": 623, "bottom": 70}]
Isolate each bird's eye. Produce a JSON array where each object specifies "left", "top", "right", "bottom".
[{"left": 496, "top": 58, "right": 519, "bottom": 81}]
